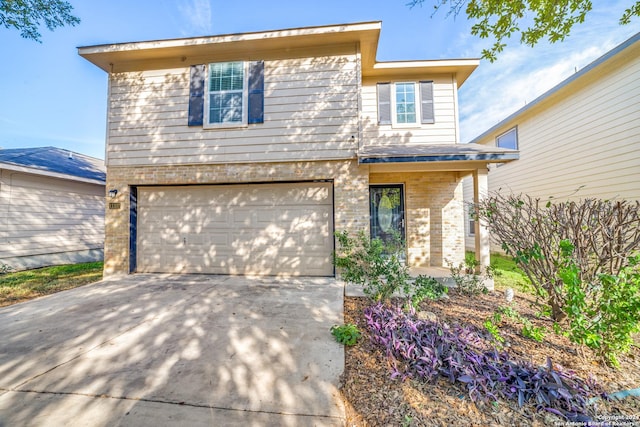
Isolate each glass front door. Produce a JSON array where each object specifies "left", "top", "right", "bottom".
[{"left": 369, "top": 185, "right": 405, "bottom": 249}]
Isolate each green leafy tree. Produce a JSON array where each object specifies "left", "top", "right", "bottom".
[
  {"left": 409, "top": 0, "right": 640, "bottom": 61},
  {"left": 1, "top": 0, "right": 80, "bottom": 42}
]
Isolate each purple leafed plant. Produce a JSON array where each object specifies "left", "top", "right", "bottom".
[{"left": 363, "top": 303, "right": 606, "bottom": 422}]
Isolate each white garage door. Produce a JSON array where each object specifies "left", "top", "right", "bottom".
[{"left": 136, "top": 182, "right": 334, "bottom": 276}]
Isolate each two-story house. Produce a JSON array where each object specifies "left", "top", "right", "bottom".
[{"left": 79, "top": 21, "right": 517, "bottom": 277}]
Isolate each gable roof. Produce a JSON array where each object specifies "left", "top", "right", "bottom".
[
  {"left": 78, "top": 21, "right": 479, "bottom": 86},
  {"left": 468, "top": 31, "right": 640, "bottom": 144},
  {"left": 0, "top": 147, "right": 106, "bottom": 184}
]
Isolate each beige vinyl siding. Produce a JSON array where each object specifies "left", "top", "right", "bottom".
[
  {"left": 482, "top": 52, "right": 640, "bottom": 201},
  {"left": 107, "top": 54, "right": 359, "bottom": 167},
  {"left": 0, "top": 171, "right": 105, "bottom": 267},
  {"left": 360, "top": 76, "right": 458, "bottom": 147}
]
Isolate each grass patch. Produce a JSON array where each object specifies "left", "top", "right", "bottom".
[
  {"left": 465, "top": 251, "right": 532, "bottom": 293},
  {"left": 0, "top": 262, "right": 103, "bottom": 307},
  {"left": 490, "top": 253, "right": 532, "bottom": 292}
]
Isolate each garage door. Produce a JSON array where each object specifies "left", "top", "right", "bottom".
[{"left": 136, "top": 182, "right": 334, "bottom": 276}]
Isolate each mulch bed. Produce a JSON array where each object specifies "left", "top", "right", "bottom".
[{"left": 340, "top": 288, "right": 640, "bottom": 426}]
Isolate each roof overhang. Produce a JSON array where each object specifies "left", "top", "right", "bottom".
[
  {"left": 79, "top": 22, "right": 382, "bottom": 73},
  {"left": 359, "top": 143, "right": 519, "bottom": 166},
  {"left": 0, "top": 162, "right": 106, "bottom": 186},
  {"left": 79, "top": 21, "right": 479, "bottom": 85},
  {"left": 363, "top": 59, "right": 479, "bottom": 86}
]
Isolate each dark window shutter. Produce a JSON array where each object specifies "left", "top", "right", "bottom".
[
  {"left": 377, "top": 82, "right": 391, "bottom": 125},
  {"left": 188, "top": 64, "right": 205, "bottom": 126},
  {"left": 420, "top": 81, "right": 435, "bottom": 124},
  {"left": 247, "top": 60, "right": 265, "bottom": 124}
]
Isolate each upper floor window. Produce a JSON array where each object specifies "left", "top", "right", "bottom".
[
  {"left": 496, "top": 127, "right": 518, "bottom": 150},
  {"left": 207, "top": 62, "right": 245, "bottom": 126},
  {"left": 395, "top": 83, "right": 416, "bottom": 124},
  {"left": 377, "top": 81, "right": 434, "bottom": 127},
  {"left": 188, "top": 61, "right": 264, "bottom": 128}
]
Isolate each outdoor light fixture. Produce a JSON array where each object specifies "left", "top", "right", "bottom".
[{"left": 108, "top": 189, "right": 118, "bottom": 198}]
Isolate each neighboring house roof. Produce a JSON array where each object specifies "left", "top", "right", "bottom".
[
  {"left": 0, "top": 147, "right": 106, "bottom": 184},
  {"left": 358, "top": 143, "right": 518, "bottom": 164},
  {"left": 78, "top": 21, "right": 479, "bottom": 86},
  {"left": 468, "top": 31, "right": 640, "bottom": 144}
]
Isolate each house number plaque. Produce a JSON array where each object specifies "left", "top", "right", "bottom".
[{"left": 109, "top": 203, "right": 121, "bottom": 209}]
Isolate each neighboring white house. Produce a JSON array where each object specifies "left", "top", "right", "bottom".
[
  {"left": 0, "top": 147, "right": 106, "bottom": 270},
  {"left": 464, "top": 32, "right": 640, "bottom": 250}
]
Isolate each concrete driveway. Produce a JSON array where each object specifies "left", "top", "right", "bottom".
[{"left": 0, "top": 275, "right": 345, "bottom": 426}]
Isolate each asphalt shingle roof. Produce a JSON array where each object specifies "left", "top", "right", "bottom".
[
  {"left": 0, "top": 147, "right": 105, "bottom": 182},
  {"left": 358, "top": 143, "right": 519, "bottom": 163}
]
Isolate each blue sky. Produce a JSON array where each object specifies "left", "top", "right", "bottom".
[{"left": 0, "top": 0, "right": 637, "bottom": 160}]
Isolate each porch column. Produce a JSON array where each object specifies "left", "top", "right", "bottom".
[{"left": 473, "top": 167, "right": 490, "bottom": 271}]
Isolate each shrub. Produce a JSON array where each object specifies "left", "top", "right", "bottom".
[
  {"left": 473, "top": 195, "right": 640, "bottom": 322},
  {"left": 404, "top": 275, "right": 448, "bottom": 309},
  {"left": 364, "top": 303, "right": 604, "bottom": 421},
  {"left": 334, "top": 231, "right": 447, "bottom": 310},
  {"left": 333, "top": 230, "right": 409, "bottom": 303},
  {"left": 330, "top": 323, "right": 362, "bottom": 346},
  {"left": 448, "top": 257, "right": 493, "bottom": 295},
  {"left": 558, "top": 242, "right": 640, "bottom": 367}
]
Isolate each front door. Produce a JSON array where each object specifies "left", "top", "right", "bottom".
[{"left": 369, "top": 185, "right": 405, "bottom": 250}]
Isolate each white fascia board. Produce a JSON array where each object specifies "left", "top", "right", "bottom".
[{"left": 0, "top": 162, "right": 105, "bottom": 186}]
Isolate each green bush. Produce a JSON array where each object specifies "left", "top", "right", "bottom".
[
  {"left": 473, "top": 195, "right": 640, "bottom": 323},
  {"left": 334, "top": 231, "right": 444, "bottom": 310},
  {"left": 404, "top": 275, "right": 448, "bottom": 309},
  {"left": 448, "top": 257, "right": 493, "bottom": 296},
  {"left": 334, "top": 230, "right": 409, "bottom": 303},
  {"left": 558, "top": 241, "right": 640, "bottom": 367},
  {"left": 330, "top": 323, "right": 362, "bottom": 346}
]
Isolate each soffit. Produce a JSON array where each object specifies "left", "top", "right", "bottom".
[
  {"left": 78, "top": 21, "right": 479, "bottom": 85},
  {"left": 79, "top": 22, "right": 381, "bottom": 73},
  {"left": 363, "top": 60, "right": 479, "bottom": 86}
]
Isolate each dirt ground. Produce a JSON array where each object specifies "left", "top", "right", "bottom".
[{"left": 340, "top": 289, "right": 640, "bottom": 426}]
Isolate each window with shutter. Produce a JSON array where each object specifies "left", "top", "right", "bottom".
[
  {"left": 395, "top": 83, "right": 416, "bottom": 124},
  {"left": 207, "top": 62, "right": 245, "bottom": 126},
  {"left": 188, "top": 61, "right": 264, "bottom": 128},
  {"left": 376, "top": 81, "right": 436, "bottom": 127}
]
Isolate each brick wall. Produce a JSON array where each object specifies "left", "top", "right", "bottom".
[
  {"left": 104, "top": 159, "right": 369, "bottom": 275},
  {"left": 370, "top": 171, "right": 465, "bottom": 268}
]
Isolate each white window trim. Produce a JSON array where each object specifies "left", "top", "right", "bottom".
[
  {"left": 391, "top": 82, "right": 422, "bottom": 129},
  {"left": 203, "top": 61, "right": 249, "bottom": 129}
]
